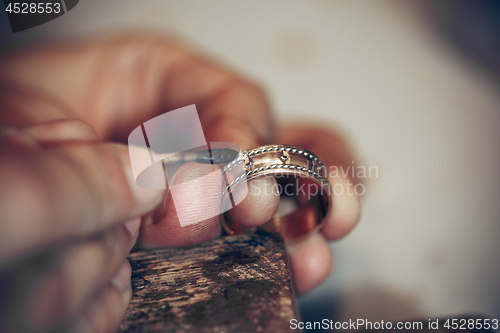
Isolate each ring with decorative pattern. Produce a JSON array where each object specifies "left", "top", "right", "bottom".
[{"left": 221, "top": 144, "right": 332, "bottom": 243}]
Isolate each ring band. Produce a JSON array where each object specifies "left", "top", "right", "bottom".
[{"left": 221, "top": 144, "right": 332, "bottom": 243}]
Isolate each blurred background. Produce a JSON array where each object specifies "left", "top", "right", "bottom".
[{"left": 1, "top": 0, "right": 499, "bottom": 330}]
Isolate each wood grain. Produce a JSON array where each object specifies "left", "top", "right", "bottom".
[{"left": 118, "top": 231, "right": 300, "bottom": 333}]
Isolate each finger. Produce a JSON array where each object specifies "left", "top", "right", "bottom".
[
  {"left": 1, "top": 34, "right": 279, "bottom": 239},
  {"left": 276, "top": 124, "right": 361, "bottom": 240},
  {"left": 0, "top": 81, "right": 69, "bottom": 128},
  {"left": 27, "top": 220, "right": 138, "bottom": 330},
  {"left": 226, "top": 176, "right": 280, "bottom": 228},
  {"left": 150, "top": 41, "right": 275, "bottom": 148},
  {"left": 324, "top": 174, "right": 362, "bottom": 239},
  {"left": 74, "top": 265, "right": 132, "bottom": 333},
  {"left": 0, "top": 142, "right": 162, "bottom": 260},
  {"left": 0, "top": 33, "right": 275, "bottom": 147},
  {"left": 24, "top": 118, "right": 101, "bottom": 145},
  {"left": 0, "top": 119, "right": 99, "bottom": 154},
  {"left": 140, "top": 162, "right": 221, "bottom": 248},
  {"left": 287, "top": 233, "right": 334, "bottom": 294},
  {"left": 196, "top": 82, "right": 273, "bottom": 149},
  {"left": 192, "top": 79, "right": 279, "bottom": 227},
  {"left": 161, "top": 72, "right": 274, "bottom": 235}
]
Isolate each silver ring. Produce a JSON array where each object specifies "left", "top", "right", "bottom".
[{"left": 221, "top": 144, "right": 332, "bottom": 243}]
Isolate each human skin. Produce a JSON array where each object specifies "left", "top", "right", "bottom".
[{"left": 0, "top": 32, "right": 360, "bottom": 332}]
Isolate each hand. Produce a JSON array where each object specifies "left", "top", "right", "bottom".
[
  {"left": 0, "top": 32, "right": 360, "bottom": 332},
  {"left": 0, "top": 118, "right": 163, "bottom": 332}
]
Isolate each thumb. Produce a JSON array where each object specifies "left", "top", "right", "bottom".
[{"left": 0, "top": 142, "right": 163, "bottom": 260}]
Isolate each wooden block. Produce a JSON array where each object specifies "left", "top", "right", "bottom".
[{"left": 118, "top": 231, "right": 300, "bottom": 333}]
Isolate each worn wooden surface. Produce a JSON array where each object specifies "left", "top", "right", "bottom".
[{"left": 117, "top": 231, "right": 300, "bottom": 333}]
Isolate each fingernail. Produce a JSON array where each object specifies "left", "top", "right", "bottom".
[
  {"left": 129, "top": 174, "right": 164, "bottom": 208},
  {"left": 124, "top": 217, "right": 141, "bottom": 238},
  {"left": 122, "top": 283, "right": 133, "bottom": 303},
  {"left": 111, "top": 261, "right": 131, "bottom": 291},
  {"left": 124, "top": 146, "right": 165, "bottom": 210}
]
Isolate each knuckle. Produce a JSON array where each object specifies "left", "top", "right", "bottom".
[
  {"left": 100, "top": 224, "right": 134, "bottom": 264},
  {"left": 243, "top": 80, "right": 269, "bottom": 104}
]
